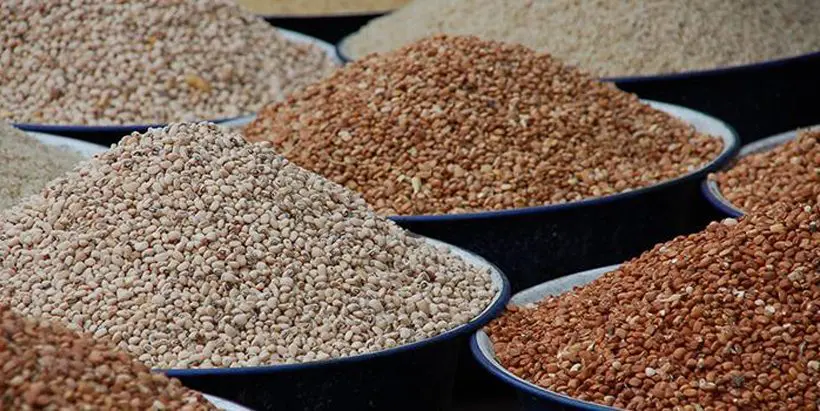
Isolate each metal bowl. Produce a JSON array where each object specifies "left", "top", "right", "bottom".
[
  {"left": 471, "top": 264, "right": 621, "bottom": 411},
  {"left": 12, "top": 29, "right": 339, "bottom": 147},
  {"left": 701, "top": 124, "right": 818, "bottom": 218},
  {"left": 159, "top": 237, "right": 510, "bottom": 411}
]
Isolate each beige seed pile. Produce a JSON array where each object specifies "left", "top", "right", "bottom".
[
  {"left": 0, "top": 122, "right": 495, "bottom": 369},
  {"left": 245, "top": 36, "right": 723, "bottom": 215},
  {"left": 0, "top": 0, "right": 337, "bottom": 125},
  {"left": 0, "top": 122, "right": 84, "bottom": 210},
  {"left": 342, "top": 0, "right": 820, "bottom": 77},
  {"left": 0, "top": 305, "right": 214, "bottom": 410},
  {"left": 487, "top": 201, "right": 819, "bottom": 410},
  {"left": 236, "top": 0, "right": 409, "bottom": 15},
  {"left": 712, "top": 129, "right": 820, "bottom": 214}
]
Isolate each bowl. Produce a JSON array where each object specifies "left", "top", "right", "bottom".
[
  {"left": 26, "top": 131, "right": 109, "bottom": 157},
  {"left": 337, "top": 33, "right": 820, "bottom": 145},
  {"left": 388, "top": 100, "right": 738, "bottom": 294},
  {"left": 471, "top": 264, "right": 622, "bottom": 411},
  {"left": 263, "top": 12, "right": 388, "bottom": 44},
  {"left": 701, "top": 124, "right": 818, "bottom": 218},
  {"left": 159, "top": 236, "right": 511, "bottom": 411},
  {"left": 11, "top": 29, "right": 339, "bottom": 147}
]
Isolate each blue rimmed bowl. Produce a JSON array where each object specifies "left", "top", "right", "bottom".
[
  {"left": 26, "top": 131, "right": 109, "bottom": 157},
  {"left": 471, "top": 264, "right": 621, "bottom": 411},
  {"left": 701, "top": 125, "right": 817, "bottom": 218},
  {"left": 337, "top": 35, "right": 820, "bottom": 145},
  {"left": 203, "top": 394, "right": 255, "bottom": 411},
  {"left": 387, "top": 100, "right": 738, "bottom": 294},
  {"left": 159, "top": 236, "right": 510, "bottom": 411},
  {"left": 11, "top": 29, "right": 337, "bottom": 147}
]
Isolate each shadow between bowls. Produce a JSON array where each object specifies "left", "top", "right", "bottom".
[
  {"left": 389, "top": 100, "right": 738, "bottom": 296},
  {"left": 264, "top": 11, "right": 387, "bottom": 44},
  {"left": 337, "top": 35, "right": 820, "bottom": 145},
  {"left": 11, "top": 29, "right": 335, "bottom": 147},
  {"left": 471, "top": 264, "right": 622, "bottom": 411},
  {"left": 158, "top": 237, "right": 511, "bottom": 411},
  {"left": 700, "top": 125, "right": 815, "bottom": 219}
]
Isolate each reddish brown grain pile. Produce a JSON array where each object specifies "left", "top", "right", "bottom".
[
  {"left": 245, "top": 35, "right": 723, "bottom": 215},
  {"left": 487, "top": 201, "right": 819, "bottom": 410},
  {"left": 0, "top": 305, "right": 215, "bottom": 410},
  {"left": 712, "top": 129, "right": 819, "bottom": 213}
]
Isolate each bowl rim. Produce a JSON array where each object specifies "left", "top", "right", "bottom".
[
  {"left": 25, "top": 130, "right": 109, "bottom": 157},
  {"left": 382, "top": 99, "right": 739, "bottom": 223},
  {"left": 202, "top": 393, "right": 255, "bottom": 411},
  {"left": 336, "top": 32, "right": 820, "bottom": 80},
  {"left": 158, "top": 236, "right": 511, "bottom": 377},
  {"left": 9, "top": 29, "right": 337, "bottom": 133},
  {"left": 261, "top": 10, "right": 389, "bottom": 19},
  {"left": 700, "top": 124, "right": 818, "bottom": 218},
  {"left": 470, "top": 264, "right": 622, "bottom": 411}
]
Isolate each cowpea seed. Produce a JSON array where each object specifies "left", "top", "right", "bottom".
[
  {"left": 246, "top": 36, "right": 722, "bottom": 215},
  {"left": 0, "top": 0, "right": 337, "bottom": 125},
  {"left": 0, "top": 305, "right": 214, "bottom": 410},
  {"left": 488, "top": 201, "right": 819, "bottom": 410},
  {"left": 0, "top": 122, "right": 496, "bottom": 369}
]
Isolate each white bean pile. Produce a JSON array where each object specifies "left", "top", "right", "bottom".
[
  {"left": 342, "top": 0, "right": 820, "bottom": 77},
  {"left": 0, "top": 0, "right": 337, "bottom": 125},
  {"left": 0, "top": 123, "right": 496, "bottom": 369}
]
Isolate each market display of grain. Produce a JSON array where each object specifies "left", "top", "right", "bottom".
[
  {"left": 342, "top": 0, "right": 820, "bottom": 77},
  {"left": 487, "top": 201, "right": 819, "bottom": 410},
  {"left": 0, "top": 0, "right": 337, "bottom": 125},
  {"left": 245, "top": 35, "right": 723, "bottom": 215},
  {"left": 0, "top": 121, "right": 85, "bottom": 210},
  {"left": 0, "top": 305, "right": 215, "bottom": 410},
  {"left": 711, "top": 129, "right": 820, "bottom": 214},
  {"left": 236, "top": 0, "right": 409, "bottom": 15},
  {"left": 0, "top": 122, "right": 496, "bottom": 369}
]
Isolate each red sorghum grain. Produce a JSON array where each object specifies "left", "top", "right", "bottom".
[
  {"left": 245, "top": 35, "right": 723, "bottom": 216},
  {"left": 487, "top": 201, "right": 819, "bottom": 410},
  {"left": 0, "top": 304, "right": 214, "bottom": 410},
  {"left": 711, "top": 129, "right": 819, "bottom": 214}
]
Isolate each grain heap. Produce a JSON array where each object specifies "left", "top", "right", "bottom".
[
  {"left": 0, "top": 122, "right": 495, "bottom": 369},
  {"left": 0, "top": 122, "right": 84, "bottom": 210},
  {"left": 342, "top": 0, "right": 820, "bottom": 77},
  {"left": 0, "top": 0, "right": 337, "bottom": 125},
  {"left": 487, "top": 201, "right": 819, "bottom": 410},
  {"left": 0, "top": 305, "right": 214, "bottom": 410},
  {"left": 236, "top": 0, "right": 409, "bottom": 15},
  {"left": 712, "top": 129, "right": 819, "bottom": 214},
  {"left": 245, "top": 36, "right": 723, "bottom": 215}
]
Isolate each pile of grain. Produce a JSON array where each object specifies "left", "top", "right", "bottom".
[
  {"left": 245, "top": 36, "right": 723, "bottom": 215},
  {"left": 0, "top": 122, "right": 84, "bottom": 210},
  {"left": 487, "top": 201, "right": 819, "bottom": 410},
  {"left": 0, "top": 122, "right": 495, "bottom": 369},
  {"left": 342, "top": 0, "right": 820, "bottom": 77},
  {"left": 0, "top": 305, "right": 214, "bottom": 410},
  {"left": 712, "top": 129, "right": 819, "bottom": 213},
  {"left": 0, "top": 0, "right": 337, "bottom": 125},
  {"left": 236, "top": 0, "right": 409, "bottom": 15}
]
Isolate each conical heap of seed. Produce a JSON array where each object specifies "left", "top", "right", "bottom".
[
  {"left": 0, "top": 123, "right": 495, "bottom": 369},
  {"left": 245, "top": 35, "right": 723, "bottom": 215},
  {"left": 712, "top": 129, "right": 819, "bottom": 213},
  {"left": 0, "top": 0, "right": 337, "bottom": 125},
  {"left": 0, "top": 305, "right": 214, "bottom": 410},
  {"left": 487, "top": 201, "right": 819, "bottom": 410}
]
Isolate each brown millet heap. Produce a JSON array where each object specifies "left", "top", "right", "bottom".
[
  {"left": 245, "top": 35, "right": 723, "bottom": 215},
  {"left": 712, "top": 129, "right": 819, "bottom": 213},
  {"left": 487, "top": 201, "right": 819, "bottom": 410},
  {"left": 0, "top": 305, "right": 214, "bottom": 410}
]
